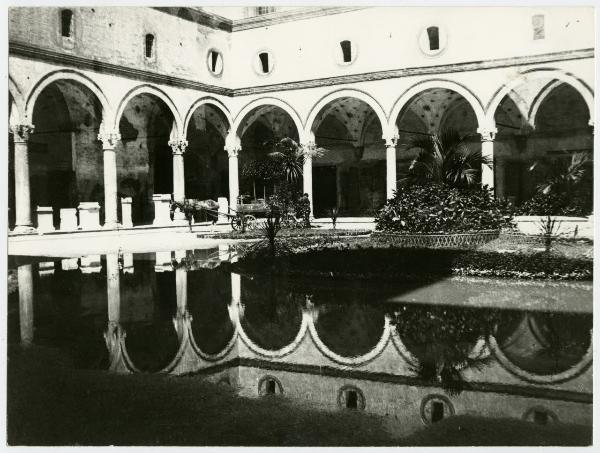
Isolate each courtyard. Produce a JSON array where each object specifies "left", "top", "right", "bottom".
[{"left": 6, "top": 4, "right": 595, "bottom": 448}]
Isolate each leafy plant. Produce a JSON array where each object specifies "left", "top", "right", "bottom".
[
  {"left": 518, "top": 152, "right": 593, "bottom": 216},
  {"left": 260, "top": 210, "right": 281, "bottom": 256},
  {"left": 537, "top": 215, "right": 562, "bottom": 252},
  {"left": 516, "top": 192, "right": 591, "bottom": 217},
  {"left": 401, "top": 128, "right": 491, "bottom": 189},
  {"left": 375, "top": 183, "right": 513, "bottom": 233}
]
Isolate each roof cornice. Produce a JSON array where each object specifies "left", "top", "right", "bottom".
[{"left": 153, "top": 6, "right": 369, "bottom": 33}]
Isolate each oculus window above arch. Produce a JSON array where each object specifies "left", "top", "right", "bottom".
[
  {"left": 253, "top": 50, "right": 275, "bottom": 75},
  {"left": 419, "top": 25, "right": 447, "bottom": 56},
  {"left": 207, "top": 49, "right": 224, "bottom": 76},
  {"left": 335, "top": 39, "right": 358, "bottom": 65}
]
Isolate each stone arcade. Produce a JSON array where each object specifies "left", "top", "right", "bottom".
[{"left": 8, "top": 6, "right": 594, "bottom": 231}]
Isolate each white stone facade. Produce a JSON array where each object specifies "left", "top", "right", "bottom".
[{"left": 8, "top": 6, "right": 594, "bottom": 230}]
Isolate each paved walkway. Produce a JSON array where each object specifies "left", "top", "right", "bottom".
[{"left": 7, "top": 217, "right": 376, "bottom": 257}]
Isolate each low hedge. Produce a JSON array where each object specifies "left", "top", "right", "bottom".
[{"left": 233, "top": 244, "right": 592, "bottom": 281}]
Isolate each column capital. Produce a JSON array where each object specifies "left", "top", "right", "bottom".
[
  {"left": 477, "top": 127, "right": 497, "bottom": 142},
  {"left": 10, "top": 124, "right": 35, "bottom": 143},
  {"left": 97, "top": 130, "right": 121, "bottom": 150},
  {"left": 169, "top": 138, "right": 188, "bottom": 155},
  {"left": 384, "top": 136, "right": 398, "bottom": 147},
  {"left": 226, "top": 145, "right": 241, "bottom": 158}
]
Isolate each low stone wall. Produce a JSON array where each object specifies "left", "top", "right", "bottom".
[{"left": 513, "top": 216, "right": 594, "bottom": 240}]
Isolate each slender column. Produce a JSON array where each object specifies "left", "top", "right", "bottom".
[
  {"left": 478, "top": 127, "right": 497, "bottom": 190},
  {"left": 106, "top": 253, "right": 120, "bottom": 323},
  {"left": 169, "top": 137, "right": 188, "bottom": 203},
  {"left": 495, "top": 159, "right": 506, "bottom": 200},
  {"left": 11, "top": 124, "right": 35, "bottom": 233},
  {"left": 98, "top": 130, "right": 121, "bottom": 229},
  {"left": 301, "top": 141, "right": 315, "bottom": 217},
  {"left": 227, "top": 147, "right": 240, "bottom": 211},
  {"left": 385, "top": 136, "right": 398, "bottom": 199},
  {"left": 18, "top": 263, "right": 34, "bottom": 346},
  {"left": 228, "top": 272, "right": 242, "bottom": 323},
  {"left": 175, "top": 266, "right": 188, "bottom": 315}
]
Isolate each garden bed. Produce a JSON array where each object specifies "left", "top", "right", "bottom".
[{"left": 231, "top": 239, "right": 592, "bottom": 281}]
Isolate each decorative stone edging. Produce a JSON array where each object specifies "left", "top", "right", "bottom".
[{"left": 372, "top": 230, "right": 500, "bottom": 248}]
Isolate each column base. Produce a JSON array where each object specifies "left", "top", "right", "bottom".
[
  {"left": 13, "top": 225, "right": 36, "bottom": 234},
  {"left": 103, "top": 222, "right": 121, "bottom": 230}
]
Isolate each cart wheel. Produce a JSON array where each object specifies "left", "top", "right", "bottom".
[
  {"left": 231, "top": 216, "right": 241, "bottom": 231},
  {"left": 244, "top": 215, "right": 257, "bottom": 231}
]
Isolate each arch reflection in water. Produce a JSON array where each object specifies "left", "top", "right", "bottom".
[{"left": 9, "top": 251, "right": 592, "bottom": 437}]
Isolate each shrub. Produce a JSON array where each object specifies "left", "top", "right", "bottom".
[
  {"left": 515, "top": 192, "right": 591, "bottom": 217},
  {"left": 375, "top": 184, "right": 513, "bottom": 233}
]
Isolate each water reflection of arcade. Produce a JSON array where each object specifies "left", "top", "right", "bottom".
[{"left": 13, "top": 254, "right": 592, "bottom": 431}]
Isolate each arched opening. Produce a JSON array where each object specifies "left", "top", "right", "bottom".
[
  {"left": 29, "top": 79, "right": 104, "bottom": 228},
  {"left": 314, "top": 301, "right": 385, "bottom": 357},
  {"left": 493, "top": 80, "right": 593, "bottom": 207},
  {"left": 393, "top": 87, "right": 480, "bottom": 189},
  {"left": 185, "top": 104, "right": 229, "bottom": 218},
  {"left": 187, "top": 266, "right": 234, "bottom": 355},
  {"left": 117, "top": 93, "right": 175, "bottom": 225},
  {"left": 310, "top": 97, "right": 385, "bottom": 217},
  {"left": 495, "top": 311, "right": 592, "bottom": 375},
  {"left": 236, "top": 105, "right": 300, "bottom": 203},
  {"left": 122, "top": 258, "right": 179, "bottom": 372},
  {"left": 240, "top": 275, "right": 303, "bottom": 351}
]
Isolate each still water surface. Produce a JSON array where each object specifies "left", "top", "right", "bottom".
[{"left": 8, "top": 247, "right": 592, "bottom": 434}]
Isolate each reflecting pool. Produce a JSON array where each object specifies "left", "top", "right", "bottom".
[{"left": 7, "top": 247, "right": 592, "bottom": 438}]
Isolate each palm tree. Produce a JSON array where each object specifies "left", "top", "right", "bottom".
[
  {"left": 401, "top": 128, "right": 492, "bottom": 189},
  {"left": 267, "top": 137, "right": 326, "bottom": 184},
  {"left": 267, "top": 137, "right": 305, "bottom": 183},
  {"left": 529, "top": 151, "right": 592, "bottom": 196}
]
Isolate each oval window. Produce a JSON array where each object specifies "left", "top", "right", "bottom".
[
  {"left": 419, "top": 25, "right": 447, "bottom": 56},
  {"left": 253, "top": 50, "right": 274, "bottom": 75},
  {"left": 336, "top": 39, "right": 358, "bottom": 65},
  {"left": 207, "top": 49, "right": 224, "bottom": 76}
]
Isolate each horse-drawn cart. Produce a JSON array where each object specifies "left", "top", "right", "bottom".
[{"left": 174, "top": 196, "right": 300, "bottom": 231}]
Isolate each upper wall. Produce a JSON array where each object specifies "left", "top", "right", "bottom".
[
  {"left": 8, "top": 6, "right": 595, "bottom": 94},
  {"left": 229, "top": 6, "right": 595, "bottom": 88},
  {"left": 8, "top": 7, "right": 231, "bottom": 88}
]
